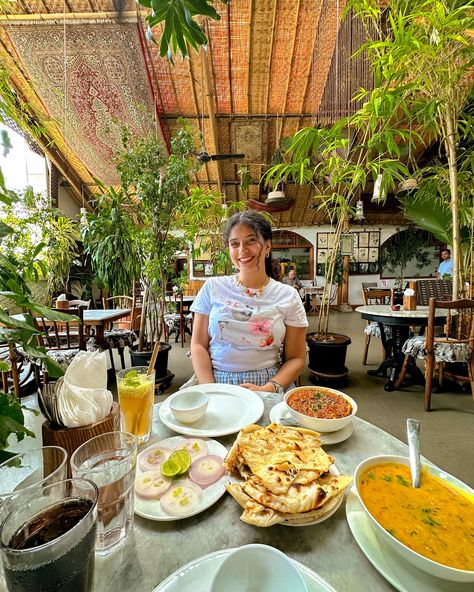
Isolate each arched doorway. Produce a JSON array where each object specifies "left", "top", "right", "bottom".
[{"left": 272, "top": 231, "right": 313, "bottom": 280}]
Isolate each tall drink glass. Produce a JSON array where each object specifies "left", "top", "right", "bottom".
[
  {"left": 0, "top": 478, "right": 98, "bottom": 592},
  {"left": 70, "top": 431, "right": 137, "bottom": 556},
  {"left": 116, "top": 366, "right": 155, "bottom": 444},
  {"left": 0, "top": 446, "right": 68, "bottom": 519}
]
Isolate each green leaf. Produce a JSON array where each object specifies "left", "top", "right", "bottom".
[
  {"left": 0, "top": 392, "right": 36, "bottom": 450},
  {"left": 0, "top": 311, "right": 36, "bottom": 332}
]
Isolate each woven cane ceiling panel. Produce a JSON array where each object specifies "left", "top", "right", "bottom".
[{"left": 7, "top": 22, "right": 160, "bottom": 184}]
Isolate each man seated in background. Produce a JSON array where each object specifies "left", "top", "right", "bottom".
[
  {"left": 436, "top": 249, "right": 453, "bottom": 279},
  {"left": 282, "top": 268, "right": 302, "bottom": 290}
]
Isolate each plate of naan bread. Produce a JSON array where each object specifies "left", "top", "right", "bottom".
[{"left": 224, "top": 423, "right": 352, "bottom": 527}]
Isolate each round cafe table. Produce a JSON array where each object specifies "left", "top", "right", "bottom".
[
  {"left": 4, "top": 393, "right": 448, "bottom": 592},
  {"left": 356, "top": 305, "right": 447, "bottom": 392}
]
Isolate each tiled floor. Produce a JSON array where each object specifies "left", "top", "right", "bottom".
[{"left": 157, "top": 309, "right": 474, "bottom": 487}]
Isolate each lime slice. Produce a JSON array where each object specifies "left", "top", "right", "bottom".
[
  {"left": 170, "top": 450, "right": 192, "bottom": 474},
  {"left": 161, "top": 457, "right": 182, "bottom": 478},
  {"left": 161, "top": 450, "right": 191, "bottom": 478}
]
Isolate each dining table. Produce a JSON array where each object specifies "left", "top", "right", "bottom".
[
  {"left": 4, "top": 390, "right": 463, "bottom": 592},
  {"left": 302, "top": 286, "right": 324, "bottom": 313},
  {"left": 356, "top": 304, "right": 447, "bottom": 392},
  {"left": 82, "top": 308, "right": 132, "bottom": 348}
]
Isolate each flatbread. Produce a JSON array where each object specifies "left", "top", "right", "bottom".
[{"left": 225, "top": 423, "right": 352, "bottom": 527}]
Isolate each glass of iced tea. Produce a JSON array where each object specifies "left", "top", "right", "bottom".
[
  {"left": 116, "top": 366, "right": 155, "bottom": 444},
  {"left": 0, "top": 478, "right": 98, "bottom": 592},
  {"left": 70, "top": 431, "right": 137, "bottom": 557}
]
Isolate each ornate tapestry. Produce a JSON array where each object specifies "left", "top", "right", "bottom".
[{"left": 7, "top": 22, "right": 161, "bottom": 184}]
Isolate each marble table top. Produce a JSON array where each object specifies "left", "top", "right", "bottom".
[
  {"left": 356, "top": 304, "right": 447, "bottom": 319},
  {"left": 5, "top": 392, "right": 428, "bottom": 592}
]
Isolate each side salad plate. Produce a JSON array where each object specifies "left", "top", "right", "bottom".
[
  {"left": 135, "top": 435, "right": 228, "bottom": 521},
  {"left": 159, "top": 383, "right": 264, "bottom": 437}
]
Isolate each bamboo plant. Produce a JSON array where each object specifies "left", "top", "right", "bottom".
[{"left": 348, "top": 0, "right": 474, "bottom": 298}]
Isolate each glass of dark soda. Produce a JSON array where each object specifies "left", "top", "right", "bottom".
[{"left": 0, "top": 478, "right": 98, "bottom": 592}]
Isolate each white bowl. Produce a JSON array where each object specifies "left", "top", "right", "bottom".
[
  {"left": 353, "top": 455, "right": 474, "bottom": 583},
  {"left": 168, "top": 389, "right": 209, "bottom": 424},
  {"left": 210, "top": 544, "right": 308, "bottom": 592},
  {"left": 284, "top": 386, "right": 357, "bottom": 432}
]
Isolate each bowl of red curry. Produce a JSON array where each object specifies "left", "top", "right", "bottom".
[{"left": 284, "top": 386, "right": 357, "bottom": 432}]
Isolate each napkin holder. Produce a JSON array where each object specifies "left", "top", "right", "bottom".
[
  {"left": 42, "top": 401, "right": 120, "bottom": 477},
  {"left": 403, "top": 282, "right": 417, "bottom": 311}
]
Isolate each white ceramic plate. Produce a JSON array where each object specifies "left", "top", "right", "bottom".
[
  {"left": 346, "top": 488, "right": 471, "bottom": 592},
  {"left": 159, "top": 384, "right": 264, "bottom": 437},
  {"left": 134, "top": 436, "right": 228, "bottom": 521},
  {"left": 153, "top": 548, "right": 336, "bottom": 592},
  {"left": 269, "top": 402, "right": 354, "bottom": 445}
]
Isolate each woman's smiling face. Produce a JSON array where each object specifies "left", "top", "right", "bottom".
[{"left": 228, "top": 224, "right": 270, "bottom": 273}]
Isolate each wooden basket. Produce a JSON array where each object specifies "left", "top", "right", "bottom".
[{"left": 42, "top": 402, "right": 120, "bottom": 477}]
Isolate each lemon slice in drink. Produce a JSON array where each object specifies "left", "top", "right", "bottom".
[{"left": 161, "top": 450, "right": 191, "bottom": 478}]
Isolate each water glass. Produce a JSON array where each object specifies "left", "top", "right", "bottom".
[
  {"left": 70, "top": 431, "right": 137, "bottom": 556},
  {"left": 0, "top": 446, "right": 68, "bottom": 519},
  {"left": 0, "top": 478, "right": 98, "bottom": 592},
  {"left": 116, "top": 366, "right": 155, "bottom": 443}
]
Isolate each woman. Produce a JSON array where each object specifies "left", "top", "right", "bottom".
[{"left": 190, "top": 211, "right": 308, "bottom": 393}]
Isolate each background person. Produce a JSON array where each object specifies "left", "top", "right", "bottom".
[
  {"left": 436, "top": 248, "right": 453, "bottom": 279},
  {"left": 282, "top": 268, "right": 303, "bottom": 290},
  {"left": 190, "top": 211, "right": 308, "bottom": 393}
]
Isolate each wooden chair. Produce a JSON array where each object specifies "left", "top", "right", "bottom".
[
  {"left": 0, "top": 342, "right": 23, "bottom": 398},
  {"left": 164, "top": 293, "right": 192, "bottom": 348},
  {"left": 415, "top": 279, "right": 453, "bottom": 305},
  {"left": 361, "top": 287, "right": 392, "bottom": 365},
  {"left": 31, "top": 308, "right": 86, "bottom": 385},
  {"left": 396, "top": 298, "right": 474, "bottom": 411},
  {"left": 101, "top": 295, "right": 138, "bottom": 370},
  {"left": 69, "top": 299, "right": 91, "bottom": 309}
]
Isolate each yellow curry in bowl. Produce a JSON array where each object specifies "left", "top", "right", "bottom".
[{"left": 358, "top": 462, "right": 474, "bottom": 572}]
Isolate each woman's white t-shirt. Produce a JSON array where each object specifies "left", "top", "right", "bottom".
[{"left": 190, "top": 276, "right": 308, "bottom": 372}]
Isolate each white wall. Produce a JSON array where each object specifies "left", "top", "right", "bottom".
[{"left": 58, "top": 184, "right": 81, "bottom": 220}]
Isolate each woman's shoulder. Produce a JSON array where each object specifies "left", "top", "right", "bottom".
[{"left": 269, "top": 278, "right": 299, "bottom": 296}]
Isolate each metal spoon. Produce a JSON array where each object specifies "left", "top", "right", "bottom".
[
  {"left": 407, "top": 418, "right": 421, "bottom": 488},
  {"left": 278, "top": 416, "right": 299, "bottom": 427}
]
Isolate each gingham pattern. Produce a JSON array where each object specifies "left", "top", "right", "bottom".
[{"left": 213, "top": 365, "right": 295, "bottom": 391}]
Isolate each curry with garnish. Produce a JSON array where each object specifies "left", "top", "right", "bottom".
[
  {"left": 359, "top": 462, "right": 474, "bottom": 571},
  {"left": 287, "top": 389, "right": 352, "bottom": 419}
]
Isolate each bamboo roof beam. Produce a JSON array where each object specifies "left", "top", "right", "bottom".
[
  {"left": 200, "top": 22, "right": 223, "bottom": 194},
  {"left": 264, "top": 0, "right": 278, "bottom": 116}
]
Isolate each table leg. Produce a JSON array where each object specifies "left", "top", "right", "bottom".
[{"left": 367, "top": 325, "right": 415, "bottom": 391}]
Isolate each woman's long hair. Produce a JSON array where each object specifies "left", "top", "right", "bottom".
[{"left": 223, "top": 211, "right": 276, "bottom": 278}]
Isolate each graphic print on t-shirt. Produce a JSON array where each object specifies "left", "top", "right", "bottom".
[{"left": 220, "top": 299, "right": 276, "bottom": 348}]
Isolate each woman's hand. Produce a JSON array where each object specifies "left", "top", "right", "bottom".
[{"left": 240, "top": 382, "right": 275, "bottom": 392}]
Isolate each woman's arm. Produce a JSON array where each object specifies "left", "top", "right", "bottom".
[
  {"left": 241, "top": 325, "right": 307, "bottom": 392},
  {"left": 190, "top": 313, "right": 216, "bottom": 384}
]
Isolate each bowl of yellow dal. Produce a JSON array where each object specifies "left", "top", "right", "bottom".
[{"left": 353, "top": 455, "right": 474, "bottom": 583}]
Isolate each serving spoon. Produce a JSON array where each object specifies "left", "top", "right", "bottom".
[{"left": 407, "top": 418, "right": 421, "bottom": 488}]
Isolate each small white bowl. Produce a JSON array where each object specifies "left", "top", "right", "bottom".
[
  {"left": 353, "top": 455, "right": 474, "bottom": 583},
  {"left": 168, "top": 389, "right": 209, "bottom": 424},
  {"left": 284, "top": 386, "right": 357, "bottom": 432},
  {"left": 211, "top": 544, "right": 308, "bottom": 592}
]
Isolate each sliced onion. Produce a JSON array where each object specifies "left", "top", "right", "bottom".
[
  {"left": 135, "top": 471, "right": 171, "bottom": 499},
  {"left": 189, "top": 455, "right": 225, "bottom": 488},
  {"left": 160, "top": 480, "right": 202, "bottom": 516},
  {"left": 139, "top": 445, "right": 172, "bottom": 471},
  {"left": 174, "top": 438, "right": 208, "bottom": 460}
]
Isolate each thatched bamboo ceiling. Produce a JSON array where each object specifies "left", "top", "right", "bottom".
[{"left": 0, "top": 0, "right": 405, "bottom": 226}]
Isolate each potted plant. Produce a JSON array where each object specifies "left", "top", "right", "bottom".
[{"left": 95, "top": 120, "right": 237, "bottom": 383}]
